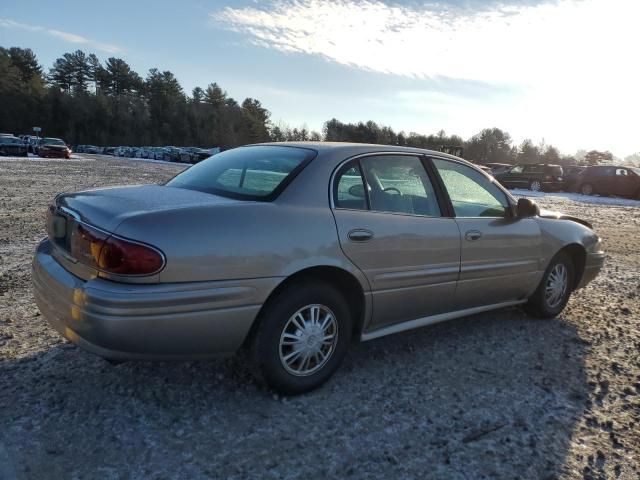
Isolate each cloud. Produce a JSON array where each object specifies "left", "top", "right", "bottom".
[
  {"left": 212, "top": 0, "right": 640, "bottom": 155},
  {"left": 0, "top": 18, "right": 120, "bottom": 54},
  {"left": 212, "top": 0, "right": 636, "bottom": 85}
]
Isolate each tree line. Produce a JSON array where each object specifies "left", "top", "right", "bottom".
[{"left": 0, "top": 46, "right": 630, "bottom": 166}]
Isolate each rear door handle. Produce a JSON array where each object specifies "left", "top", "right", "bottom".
[
  {"left": 465, "top": 230, "right": 483, "bottom": 241},
  {"left": 348, "top": 229, "right": 374, "bottom": 242}
]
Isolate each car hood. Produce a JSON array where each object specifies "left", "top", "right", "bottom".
[
  {"left": 539, "top": 208, "right": 593, "bottom": 229},
  {"left": 56, "top": 184, "right": 242, "bottom": 232}
]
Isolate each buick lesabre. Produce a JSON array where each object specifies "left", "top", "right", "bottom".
[{"left": 32, "top": 143, "right": 605, "bottom": 394}]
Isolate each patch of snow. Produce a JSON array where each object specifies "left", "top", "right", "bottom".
[{"left": 510, "top": 188, "right": 640, "bottom": 207}]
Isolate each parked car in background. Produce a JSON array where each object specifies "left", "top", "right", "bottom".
[
  {"left": 562, "top": 166, "right": 586, "bottom": 191},
  {"left": 33, "top": 143, "right": 605, "bottom": 394},
  {"left": 574, "top": 165, "right": 640, "bottom": 198},
  {"left": 20, "top": 135, "right": 40, "bottom": 153},
  {"left": 0, "top": 136, "right": 29, "bottom": 156},
  {"left": 163, "top": 146, "right": 183, "bottom": 162},
  {"left": 180, "top": 147, "right": 211, "bottom": 164},
  {"left": 103, "top": 147, "right": 116, "bottom": 156},
  {"left": 83, "top": 145, "right": 101, "bottom": 154},
  {"left": 476, "top": 165, "right": 493, "bottom": 175},
  {"left": 484, "top": 163, "right": 512, "bottom": 175},
  {"left": 495, "top": 164, "right": 564, "bottom": 192},
  {"left": 36, "top": 138, "right": 71, "bottom": 159}
]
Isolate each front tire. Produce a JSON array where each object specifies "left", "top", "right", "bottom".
[
  {"left": 525, "top": 252, "right": 574, "bottom": 319},
  {"left": 251, "top": 280, "right": 352, "bottom": 395}
]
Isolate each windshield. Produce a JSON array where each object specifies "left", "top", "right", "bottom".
[
  {"left": 41, "top": 138, "right": 65, "bottom": 146},
  {"left": 167, "top": 145, "right": 316, "bottom": 200},
  {"left": 630, "top": 167, "right": 640, "bottom": 176}
]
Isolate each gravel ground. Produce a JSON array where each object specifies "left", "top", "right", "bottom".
[{"left": 0, "top": 155, "right": 638, "bottom": 480}]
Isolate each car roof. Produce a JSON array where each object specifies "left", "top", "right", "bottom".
[{"left": 248, "top": 141, "right": 466, "bottom": 163}]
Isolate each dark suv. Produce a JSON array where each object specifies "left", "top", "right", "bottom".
[
  {"left": 495, "top": 164, "right": 564, "bottom": 192},
  {"left": 573, "top": 165, "right": 640, "bottom": 198}
]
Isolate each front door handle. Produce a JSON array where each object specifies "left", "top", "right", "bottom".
[
  {"left": 348, "top": 229, "right": 374, "bottom": 242},
  {"left": 465, "top": 230, "right": 483, "bottom": 241}
]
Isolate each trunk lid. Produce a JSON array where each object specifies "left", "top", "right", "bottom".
[
  {"left": 47, "top": 185, "right": 244, "bottom": 281},
  {"left": 55, "top": 184, "right": 239, "bottom": 232}
]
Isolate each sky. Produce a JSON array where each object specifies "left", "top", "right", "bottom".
[{"left": 1, "top": 0, "right": 638, "bottom": 158}]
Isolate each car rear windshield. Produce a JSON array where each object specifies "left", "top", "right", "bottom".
[{"left": 166, "top": 145, "right": 316, "bottom": 200}]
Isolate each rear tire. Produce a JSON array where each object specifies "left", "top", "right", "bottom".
[
  {"left": 525, "top": 252, "right": 575, "bottom": 319},
  {"left": 251, "top": 280, "right": 352, "bottom": 395},
  {"left": 580, "top": 183, "right": 594, "bottom": 195}
]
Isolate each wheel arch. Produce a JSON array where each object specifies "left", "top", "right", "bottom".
[
  {"left": 557, "top": 243, "right": 587, "bottom": 290},
  {"left": 243, "top": 265, "right": 369, "bottom": 348}
]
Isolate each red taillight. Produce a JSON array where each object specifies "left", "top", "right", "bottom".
[
  {"left": 98, "top": 236, "right": 164, "bottom": 275},
  {"left": 68, "top": 222, "right": 164, "bottom": 276},
  {"left": 71, "top": 223, "right": 109, "bottom": 267}
]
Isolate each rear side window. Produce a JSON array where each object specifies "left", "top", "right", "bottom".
[
  {"left": 167, "top": 145, "right": 316, "bottom": 200},
  {"left": 360, "top": 156, "right": 441, "bottom": 216},
  {"left": 334, "top": 161, "right": 367, "bottom": 210}
]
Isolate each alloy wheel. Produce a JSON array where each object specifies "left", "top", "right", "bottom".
[
  {"left": 545, "top": 263, "right": 568, "bottom": 308},
  {"left": 530, "top": 180, "right": 542, "bottom": 192},
  {"left": 279, "top": 304, "right": 338, "bottom": 376}
]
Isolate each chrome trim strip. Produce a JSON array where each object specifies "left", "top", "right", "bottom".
[{"left": 360, "top": 300, "right": 526, "bottom": 341}]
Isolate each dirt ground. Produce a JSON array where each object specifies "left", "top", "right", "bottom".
[{"left": 0, "top": 155, "right": 639, "bottom": 480}]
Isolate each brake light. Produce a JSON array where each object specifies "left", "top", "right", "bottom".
[
  {"left": 68, "top": 222, "right": 164, "bottom": 275},
  {"left": 99, "top": 236, "right": 164, "bottom": 275},
  {"left": 71, "top": 223, "right": 109, "bottom": 267}
]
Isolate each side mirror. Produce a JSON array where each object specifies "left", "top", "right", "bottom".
[
  {"left": 348, "top": 184, "right": 365, "bottom": 198},
  {"left": 517, "top": 198, "right": 540, "bottom": 217}
]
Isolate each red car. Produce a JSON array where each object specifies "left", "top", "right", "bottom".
[{"left": 36, "top": 138, "right": 71, "bottom": 159}]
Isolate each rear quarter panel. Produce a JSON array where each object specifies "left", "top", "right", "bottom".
[{"left": 112, "top": 202, "right": 367, "bottom": 285}]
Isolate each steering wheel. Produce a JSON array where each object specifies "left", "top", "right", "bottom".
[{"left": 383, "top": 187, "right": 402, "bottom": 195}]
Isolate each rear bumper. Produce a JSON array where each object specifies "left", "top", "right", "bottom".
[
  {"left": 32, "top": 239, "right": 281, "bottom": 360},
  {"left": 577, "top": 251, "right": 605, "bottom": 289}
]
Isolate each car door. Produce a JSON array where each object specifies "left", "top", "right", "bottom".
[
  {"left": 431, "top": 158, "right": 543, "bottom": 310},
  {"left": 595, "top": 166, "right": 616, "bottom": 194},
  {"left": 614, "top": 168, "right": 636, "bottom": 196},
  {"left": 331, "top": 154, "right": 461, "bottom": 330}
]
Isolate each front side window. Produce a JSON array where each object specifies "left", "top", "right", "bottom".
[
  {"left": 167, "top": 145, "right": 315, "bottom": 200},
  {"left": 616, "top": 168, "right": 628, "bottom": 176},
  {"left": 360, "top": 155, "right": 441, "bottom": 216},
  {"left": 433, "top": 159, "right": 509, "bottom": 218}
]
